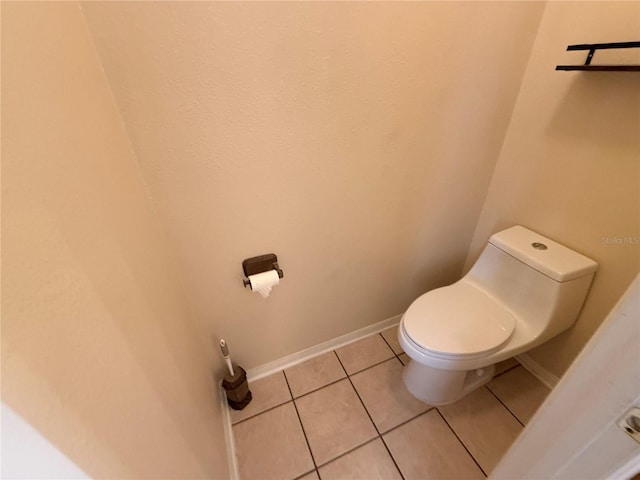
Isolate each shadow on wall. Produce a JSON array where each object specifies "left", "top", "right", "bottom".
[
  {"left": 548, "top": 73, "right": 640, "bottom": 151},
  {"left": 409, "top": 252, "right": 469, "bottom": 298}
]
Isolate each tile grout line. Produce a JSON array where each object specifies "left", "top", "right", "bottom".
[
  {"left": 231, "top": 339, "right": 399, "bottom": 426},
  {"left": 333, "top": 350, "right": 407, "bottom": 480},
  {"left": 282, "top": 370, "right": 321, "bottom": 479},
  {"left": 435, "top": 408, "right": 488, "bottom": 478},
  {"left": 378, "top": 332, "right": 405, "bottom": 365},
  {"left": 314, "top": 436, "right": 380, "bottom": 470},
  {"left": 291, "top": 468, "right": 318, "bottom": 480},
  {"left": 232, "top": 349, "right": 394, "bottom": 426},
  {"left": 292, "top": 376, "right": 347, "bottom": 401},
  {"left": 290, "top": 354, "right": 395, "bottom": 401},
  {"left": 484, "top": 385, "right": 526, "bottom": 428},
  {"left": 233, "top": 358, "right": 518, "bottom": 426},
  {"left": 493, "top": 363, "right": 521, "bottom": 379},
  {"left": 378, "top": 406, "right": 437, "bottom": 436},
  {"left": 232, "top": 356, "right": 519, "bottom": 427},
  {"left": 341, "top": 354, "right": 398, "bottom": 377},
  {"left": 230, "top": 397, "right": 293, "bottom": 427},
  {"left": 354, "top": 403, "right": 407, "bottom": 480}
]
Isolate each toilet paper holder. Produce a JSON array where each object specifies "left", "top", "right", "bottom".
[{"left": 242, "top": 253, "right": 284, "bottom": 289}]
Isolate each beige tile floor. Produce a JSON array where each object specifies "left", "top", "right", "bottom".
[{"left": 231, "top": 327, "right": 551, "bottom": 480}]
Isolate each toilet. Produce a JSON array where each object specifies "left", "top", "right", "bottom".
[{"left": 398, "top": 225, "right": 597, "bottom": 405}]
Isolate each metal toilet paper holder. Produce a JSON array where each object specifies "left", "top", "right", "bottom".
[{"left": 242, "top": 253, "right": 284, "bottom": 289}]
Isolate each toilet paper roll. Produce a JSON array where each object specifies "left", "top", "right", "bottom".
[{"left": 248, "top": 270, "right": 280, "bottom": 299}]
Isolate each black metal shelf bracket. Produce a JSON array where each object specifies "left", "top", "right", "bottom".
[{"left": 556, "top": 41, "right": 640, "bottom": 72}]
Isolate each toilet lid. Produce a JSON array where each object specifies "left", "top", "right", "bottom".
[{"left": 403, "top": 282, "right": 516, "bottom": 357}]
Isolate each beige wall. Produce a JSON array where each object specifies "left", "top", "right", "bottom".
[
  {"left": 5, "top": 4, "right": 635, "bottom": 475},
  {"left": 82, "top": 1, "right": 545, "bottom": 369},
  {"left": 466, "top": 2, "right": 640, "bottom": 378},
  {"left": 2, "top": 3, "right": 228, "bottom": 478}
]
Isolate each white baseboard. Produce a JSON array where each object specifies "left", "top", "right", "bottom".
[
  {"left": 516, "top": 353, "right": 560, "bottom": 389},
  {"left": 219, "top": 384, "right": 240, "bottom": 480},
  {"left": 246, "top": 314, "right": 402, "bottom": 381}
]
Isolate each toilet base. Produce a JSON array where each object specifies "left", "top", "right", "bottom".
[{"left": 402, "top": 359, "right": 496, "bottom": 405}]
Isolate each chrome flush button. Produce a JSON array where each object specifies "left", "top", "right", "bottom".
[
  {"left": 532, "top": 242, "right": 548, "bottom": 250},
  {"left": 618, "top": 406, "right": 640, "bottom": 444}
]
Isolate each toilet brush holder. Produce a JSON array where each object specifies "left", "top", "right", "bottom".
[{"left": 222, "top": 364, "right": 252, "bottom": 410}]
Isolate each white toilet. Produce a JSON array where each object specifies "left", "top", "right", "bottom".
[{"left": 398, "top": 225, "right": 597, "bottom": 405}]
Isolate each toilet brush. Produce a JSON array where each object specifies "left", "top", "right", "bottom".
[
  {"left": 220, "top": 339, "right": 252, "bottom": 410},
  {"left": 220, "top": 339, "right": 235, "bottom": 377}
]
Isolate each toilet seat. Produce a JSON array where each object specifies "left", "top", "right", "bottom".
[{"left": 403, "top": 281, "right": 516, "bottom": 358}]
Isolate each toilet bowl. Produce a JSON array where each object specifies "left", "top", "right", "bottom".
[{"left": 399, "top": 225, "right": 597, "bottom": 405}]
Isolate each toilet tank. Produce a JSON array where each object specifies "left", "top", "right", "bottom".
[{"left": 465, "top": 226, "right": 598, "bottom": 341}]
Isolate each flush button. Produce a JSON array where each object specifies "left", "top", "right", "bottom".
[
  {"left": 618, "top": 406, "right": 640, "bottom": 444},
  {"left": 532, "top": 242, "right": 548, "bottom": 250}
]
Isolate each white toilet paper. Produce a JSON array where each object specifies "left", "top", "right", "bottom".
[{"left": 248, "top": 270, "right": 280, "bottom": 299}]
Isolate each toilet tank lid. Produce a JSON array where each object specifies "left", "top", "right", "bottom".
[{"left": 489, "top": 226, "right": 598, "bottom": 282}]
